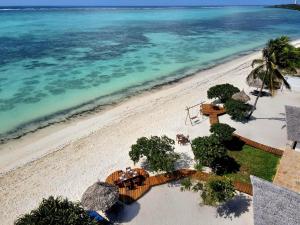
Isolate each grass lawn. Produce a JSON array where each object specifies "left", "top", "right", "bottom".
[{"left": 225, "top": 145, "right": 280, "bottom": 184}]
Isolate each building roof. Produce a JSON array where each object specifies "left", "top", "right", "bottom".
[
  {"left": 285, "top": 105, "right": 300, "bottom": 142},
  {"left": 251, "top": 176, "right": 300, "bottom": 225}
]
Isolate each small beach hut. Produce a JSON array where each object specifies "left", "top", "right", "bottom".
[
  {"left": 232, "top": 90, "right": 251, "bottom": 103},
  {"left": 81, "top": 182, "right": 119, "bottom": 212}
]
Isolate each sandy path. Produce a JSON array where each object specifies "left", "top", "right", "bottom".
[{"left": 117, "top": 184, "right": 253, "bottom": 225}]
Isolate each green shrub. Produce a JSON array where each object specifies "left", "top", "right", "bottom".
[
  {"left": 192, "top": 182, "right": 204, "bottom": 192},
  {"left": 181, "top": 178, "right": 204, "bottom": 193},
  {"left": 201, "top": 177, "right": 235, "bottom": 206},
  {"left": 192, "top": 135, "right": 227, "bottom": 167},
  {"left": 180, "top": 178, "right": 193, "bottom": 191},
  {"left": 225, "top": 99, "right": 252, "bottom": 121},
  {"left": 15, "top": 196, "right": 98, "bottom": 225},
  {"left": 129, "top": 135, "right": 180, "bottom": 173},
  {"left": 194, "top": 161, "right": 203, "bottom": 171},
  {"left": 207, "top": 84, "right": 240, "bottom": 103},
  {"left": 210, "top": 123, "right": 236, "bottom": 142}
]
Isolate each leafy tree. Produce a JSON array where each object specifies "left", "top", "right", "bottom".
[
  {"left": 247, "top": 36, "right": 293, "bottom": 118},
  {"left": 129, "top": 136, "right": 180, "bottom": 173},
  {"left": 210, "top": 123, "right": 236, "bottom": 142},
  {"left": 225, "top": 99, "right": 252, "bottom": 122},
  {"left": 15, "top": 196, "right": 99, "bottom": 225},
  {"left": 192, "top": 135, "right": 227, "bottom": 167},
  {"left": 201, "top": 177, "right": 235, "bottom": 206},
  {"left": 207, "top": 84, "right": 240, "bottom": 103}
]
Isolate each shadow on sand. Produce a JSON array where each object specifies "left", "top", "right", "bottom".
[
  {"left": 251, "top": 116, "right": 286, "bottom": 122},
  {"left": 216, "top": 194, "right": 251, "bottom": 219},
  {"left": 106, "top": 200, "right": 141, "bottom": 224},
  {"left": 175, "top": 152, "right": 194, "bottom": 169}
]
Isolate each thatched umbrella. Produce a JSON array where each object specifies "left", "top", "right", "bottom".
[
  {"left": 232, "top": 90, "right": 251, "bottom": 103},
  {"left": 247, "top": 77, "right": 264, "bottom": 89},
  {"left": 81, "top": 182, "right": 119, "bottom": 211}
]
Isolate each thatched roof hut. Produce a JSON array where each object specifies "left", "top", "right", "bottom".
[
  {"left": 81, "top": 182, "right": 119, "bottom": 211},
  {"left": 232, "top": 90, "right": 251, "bottom": 103}
]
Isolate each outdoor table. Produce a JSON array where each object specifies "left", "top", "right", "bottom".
[{"left": 116, "top": 169, "right": 141, "bottom": 189}]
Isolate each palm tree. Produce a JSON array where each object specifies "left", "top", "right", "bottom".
[
  {"left": 15, "top": 196, "right": 99, "bottom": 225},
  {"left": 247, "top": 38, "right": 293, "bottom": 118}
]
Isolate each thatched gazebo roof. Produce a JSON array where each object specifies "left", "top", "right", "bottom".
[
  {"left": 232, "top": 90, "right": 251, "bottom": 103},
  {"left": 81, "top": 182, "right": 119, "bottom": 211},
  {"left": 247, "top": 78, "right": 264, "bottom": 88}
]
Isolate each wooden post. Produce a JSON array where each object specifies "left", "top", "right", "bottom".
[
  {"left": 186, "top": 107, "right": 193, "bottom": 125},
  {"left": 185, "top": 102, "right": 205, "bottom": 125}
]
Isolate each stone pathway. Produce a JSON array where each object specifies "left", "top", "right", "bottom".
[{"left": 273, "top": 149, "right": 300, "bottom": 193}]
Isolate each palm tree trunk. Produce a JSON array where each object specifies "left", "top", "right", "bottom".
[{"left": 247, "top": 72, "right": 267, "bottom": 119}]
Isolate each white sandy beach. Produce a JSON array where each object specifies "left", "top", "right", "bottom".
[
  {"left": 1, "top": 41, "right": 300, "bottom": 225},
  {"left": 114, "top": 184, "right": 253, "bottom": 225}
]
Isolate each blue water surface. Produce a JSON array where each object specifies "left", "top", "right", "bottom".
[{"left": 0, "top": 6, "right": 300, "bottom": 140}]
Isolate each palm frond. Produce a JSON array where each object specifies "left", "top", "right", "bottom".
[
  {"left": 247, "top": 64, "right": 264, "bottom": 85},
  {"left": 285, "top": 66, "right": 298, "bottom": 74},
  {"left": 269, "top": 61, "right": 277, "bottom": 70},
  {"left": 251, "top": 59, "right": 264, "bottom": 67},
  {"left": 273, "top": 68, "right": 291, "bottom": 89}
]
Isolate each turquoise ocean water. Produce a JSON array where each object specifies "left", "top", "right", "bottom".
[{"left": 0, "top": 6, "right": 300, "bottom": 141}]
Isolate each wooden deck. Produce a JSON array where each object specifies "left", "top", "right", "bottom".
[
  {"left": 106, "top": 168, "right": 151, "bottom": 204},
  {"left": 106, "top": 168, "right": 252, "bottom": 204},
  {"left": 201, "top": 104, "right": 226, "bottom": 125}
]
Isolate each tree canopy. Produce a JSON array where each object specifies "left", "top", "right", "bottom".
[
  {"left": 207, "top": 83, "right": 240, "bottom": 103},
  {"left": 15, "top": 196, "right": 98, "bottom": 225},
  {"left": 210, "top": 123, "right": 236, "bottom": 142},
  {"left": 267, "top": 36, "right": 300, "bottom": 73},
  {"left": 192, "top": 135, "right": 227, "bottom": 167},
  {"left": 246, "top": 36, "right": 294, "bottom": 118},
  {"left": 225, "top": 99, "right": 252, "bottom": 122},
  {"left": 129, "top": 135, "right": 180, "bottom": 173}
]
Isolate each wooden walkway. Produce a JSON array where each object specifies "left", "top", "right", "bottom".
[
  {"left": 106, "top": 168, "right": 252, "bottom": 204},
  {"left": 191, "top": 171, "right": 253, "bottom": 195},
  {"left": 200, "top": 103, "right": 283, "bottom": 157},
  {"left": 200, "top": 104, "right": 226, "bottom": 125},
  {"left": 233, "top": 134, "right": 284, "bottom": 156},
  {"left": 149, "top": 169, "right": 197, "bottom": 187}
]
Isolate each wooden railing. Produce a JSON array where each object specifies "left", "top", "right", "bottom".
[
  {"left": 151, "top": 169, "right": 253, "bottom": 196},
  {"left": 233, "top": 134, "right": 284, "bottom": 157}
]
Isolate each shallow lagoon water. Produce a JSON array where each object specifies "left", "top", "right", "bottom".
[{"left": 0, "top": 6, "right": 300, "bottom": 140}]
